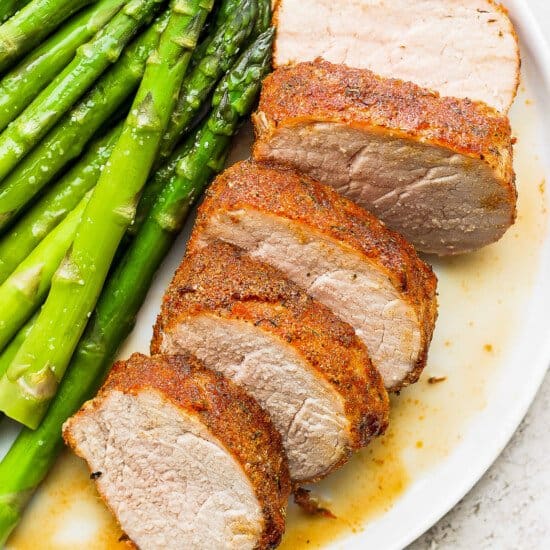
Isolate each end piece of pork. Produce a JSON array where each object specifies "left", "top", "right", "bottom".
[
  {"left": 152, "top": 242, "right": 389, "bottom": 483},
  {"left": 190, "top": 161, "right": 438, "bottom": 390},
  {"left": 273, "top": 0, "right": 520, "bottom": 113},
  {"left": 253, "top": 61, "right": 516, "bottom": 255},
  {"left": 63, "top": 353, "right": 290, "bottom": 550}
]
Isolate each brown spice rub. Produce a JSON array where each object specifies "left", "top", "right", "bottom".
[
  {"left": 191, "top": 160, "right": 438, "bottom": 388},
  {"left": 253, "top": 60, "right": 515, "bottom": 191},
  {"left": 64, "top": 352, "right": 290, "bottom": 550},
  {"left": 152, "top": 241, "right": 390, "bottom": 459}
]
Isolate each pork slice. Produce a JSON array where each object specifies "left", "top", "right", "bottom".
[
  {"left": 152, "top": 242, "right": 389, "bottom": 483},
  {"left": 190, "top": 160, "right": 437, "bottom": 390},
  {"left": 273, "top": 0, "right": 520, "bottom": 113},
  {"left": 63, "top": 353, "right": 290, "bottom": 550},
  {"left": 253, "top": 61, "right": 516, "bottom": 255}
]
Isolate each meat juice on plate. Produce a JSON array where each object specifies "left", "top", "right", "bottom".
[
  {"left": 6, "top": 83, "right": 548, "bottom": 550},
  {"left": 280, "top": 82, "right": 548, "bottom": 549}
]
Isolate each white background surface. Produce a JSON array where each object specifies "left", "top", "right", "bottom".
[
  {"left": 530, "top": 0, "right": 550, "bottom": 31},
  {"left": 409, "top": 2, "right": 550, "bottom": 548}
]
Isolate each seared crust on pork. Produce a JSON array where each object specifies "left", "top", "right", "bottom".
[
  {"left": 64, "top": 353, "right": 290, "bottom": 550},
  {"left": 152, "top": 242, "right": 389, "bottom": 481},
  {"left": 253, "top": 61, "right": 516, "bottom": 254},
  {"left": 254, "top": 61, "right": 514, "bottom": 196},
  {"left": 190, "top": 160, "right": 437, "bottom": 389}
]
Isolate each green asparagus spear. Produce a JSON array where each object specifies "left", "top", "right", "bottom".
[
  {"left": 0, "top": 31, "right": 273, "bottom": 543},
  {"left": 0, "top": 126, "right": 122, "bottom": 284},
  {"left": 153, "top": 0, "right": 267, "bottom": 167},
  {"left": 157, "top": 0, "right": 257, "bottom": 164},
  {"left": 137, "top": 39, "right": 273, "bottom": 246},
  {"left": 141, "top": 0, "right": 267, "bottom": 202},
  {"left": 190, "top": 0, "right": 240, "bottom": 61},
  {"left": 0, "top": 0, "right": 214, "bottom": 429},
  {"left": 0, "top": 0, "right": 94, "bottom": 72},
  {"left": 160, "top": 28, "right": 273, "bottom": 235},
  {"left": 132, "top": 0, "right": 257, "bottom": 232},
  {"left": 254, "top": 0, "right": 271, "bottom": 36},
  {"left": 0, "top": 1, "right": 31, "bottom": 24},
  {"left": 0, "top": 14, "right": 168, "bottom": 231},
  {"left": 213, "top": 0, "right": 240, "bottom": 28},
  {"left": 0, "top": 0, "right": 165, "bottom": 183},
  {"left": 0, "top": 0, "right": 126, "bottom": 133},
  {"left": 0, "top": 316, "right": 35, "bottom": 378},
  {"left": 0, "top": 194, "right": 90, "bottom": 353},
  {"left": 0, "top": 0, "right": 247, "bottom": 269}
]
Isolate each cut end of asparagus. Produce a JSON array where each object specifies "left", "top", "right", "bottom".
[
  {"left": 0, "top": 364, "right": 56, "bottom": 428},
  {"left": 10, "top": 264, "right": 44, "bottom": 298}
]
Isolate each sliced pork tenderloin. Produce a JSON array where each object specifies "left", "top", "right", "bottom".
[
  {"left": 151, "top": 241, "right": 389, "bottom": 483},
  {"left": 63, "top": 353, "right": 290, "bottom": 550},
  {"left": 273, "top": 0, "right": 520, "bottom": 112},
  {"left": 189, "top": 161, "right": 437, "bottom": 390},
  {"left": 253, "top": 61, "right": 516, "bottom": 255}
]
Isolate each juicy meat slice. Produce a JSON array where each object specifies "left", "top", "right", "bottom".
[
  {"left": 152, "top": 242, "right": 389, "bottom": 483},
  {"left": 253, "top": 61, "right": 516, "bottom": 255},
  {"left": 190, "top": 160, "right": 437, "bottom": 390},
  {"left": 273, "top": 0, "right": 520, "bottom": 112},
  {"left": 63, "top": 353, "right": 290, "bottom": 550}
]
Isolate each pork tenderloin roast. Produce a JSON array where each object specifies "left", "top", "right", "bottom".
[
  {"left": 152, "top": 241, "right": 389, "bottom": 483},
  {"left": 273, "top": 0, "right": 520, "bottom": 113},
  {"left": 253, "top": 61, "right": 516, "bottom": 255},
  {"left": 190, "top": 160, "right": 437, "bottom": 390},
  {"left": 63, "top": 353, "right": 290, "bottom": 550}
]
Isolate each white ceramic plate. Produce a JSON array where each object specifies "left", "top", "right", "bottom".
[{"left": 3, "top": 1, "right": 550, "bottom": 548}]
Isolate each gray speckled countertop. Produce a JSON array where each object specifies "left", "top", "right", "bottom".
[{"left": 409, "top": 3, "right": 550, "bottom": 547}]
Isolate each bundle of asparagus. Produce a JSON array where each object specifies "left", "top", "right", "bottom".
[{"left": 0, "top": 0, "right": 273, "bottom": 542}]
